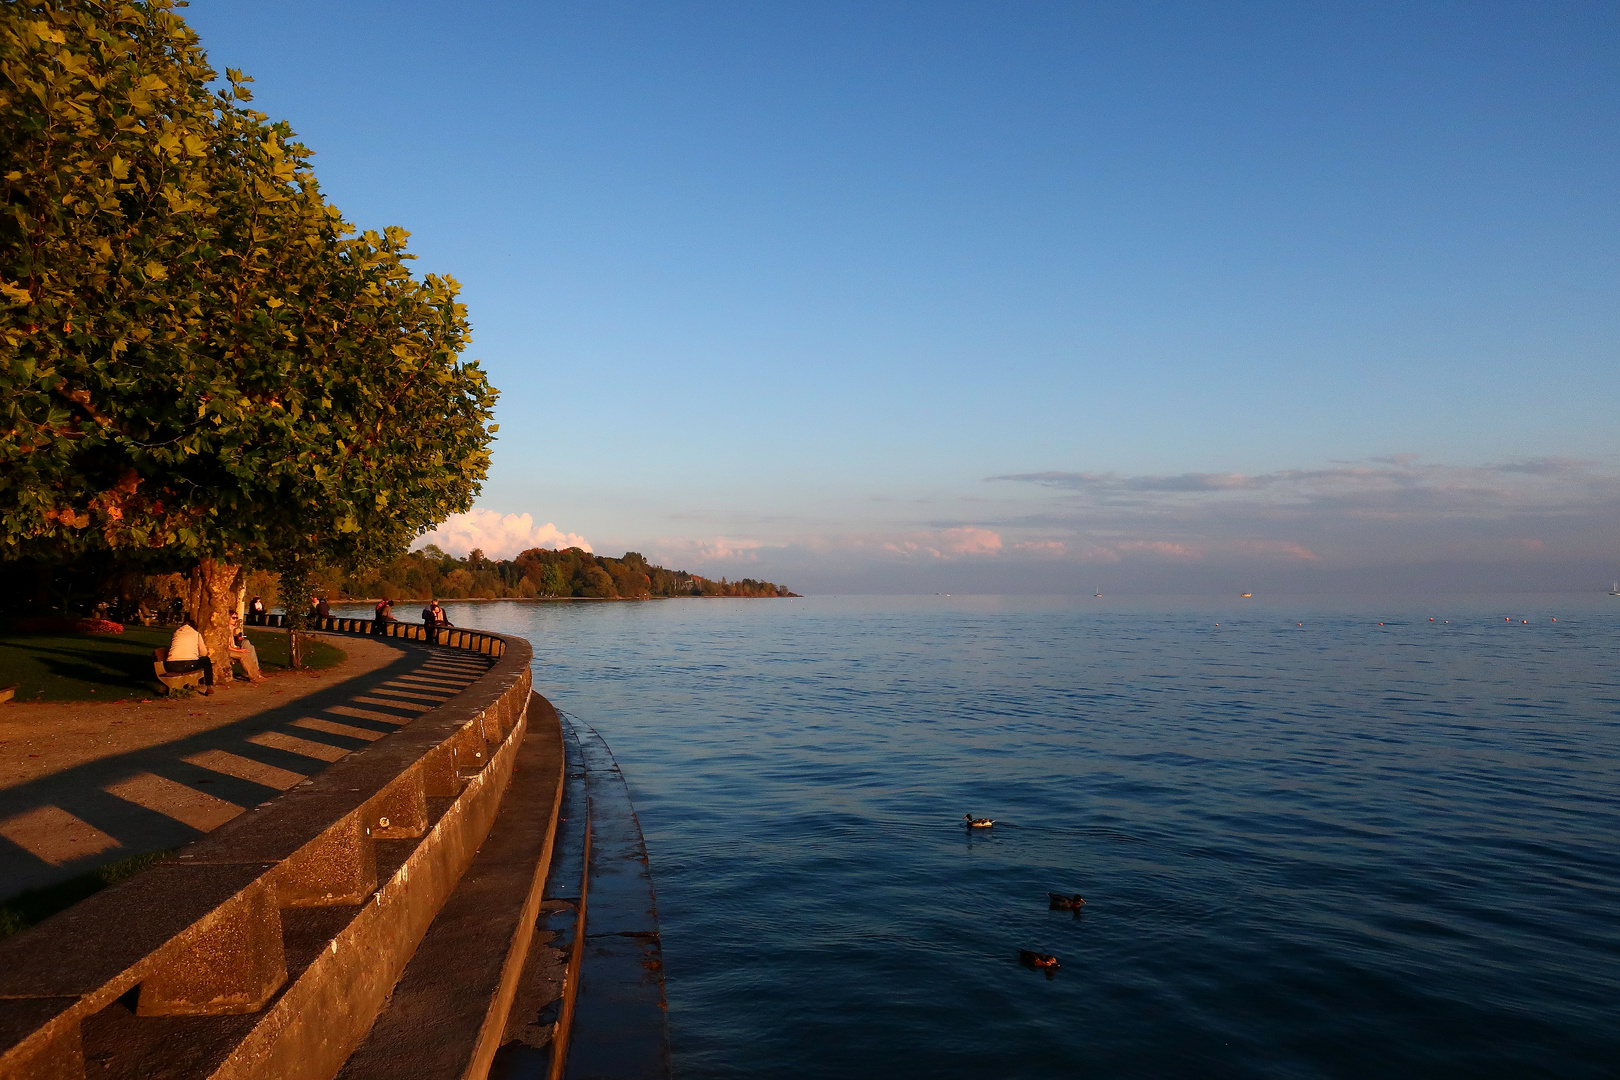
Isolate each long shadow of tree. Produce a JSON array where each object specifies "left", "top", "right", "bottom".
[{"left": 0, "top": 641, "right": 491, "bottom": 900}]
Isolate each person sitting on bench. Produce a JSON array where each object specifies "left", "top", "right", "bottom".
[{"left": 165, "top": 617, "right": 215, "bottom": 695}]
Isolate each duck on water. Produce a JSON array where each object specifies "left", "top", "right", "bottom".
[{"left": 1019, "top": 950, "right": 1060, "bottom": 977}]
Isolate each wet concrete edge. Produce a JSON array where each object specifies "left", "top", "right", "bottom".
[
  {"left": 566, "top": 721, "right": 670, "bottom": 1080},
  {"left": 491, "top": 716, "right": 670, "bottom": 1080}
]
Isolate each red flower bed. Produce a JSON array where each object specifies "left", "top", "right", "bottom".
[{"left": 10, "top": 617, "right": 125, "bottom": 634}]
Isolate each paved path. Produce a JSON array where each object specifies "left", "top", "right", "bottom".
[{"left": 0, "top": 633, "right": 492, "bottom": 902}]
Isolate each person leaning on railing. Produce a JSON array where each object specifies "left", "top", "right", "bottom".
[
  {"left": 373, "top": 598, "right": 396, "bottom": 635},
  {"left": 165, "top": 617, "right": 215, "bottom": 695},
  {"left": 421, "top": 599, "right": 451, "bottom": 644}
]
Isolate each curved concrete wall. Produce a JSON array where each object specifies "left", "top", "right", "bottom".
[{"left": 0, "top": 629, "right": 541, "bottom": 1080}]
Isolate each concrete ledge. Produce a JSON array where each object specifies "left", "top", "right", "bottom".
[
  {"left": 0, "top": 630, "right": 539, "bottom": 1080},
  {"left": 338, "top": 693, "right": 566, "bottom": 1080}
]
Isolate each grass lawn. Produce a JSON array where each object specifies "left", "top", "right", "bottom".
[
  {"left": 0, "top": 627, "right": 345, "bottom": 703},
  {"left": 0, "top": 848, "right": 170, "bottom": 940}
]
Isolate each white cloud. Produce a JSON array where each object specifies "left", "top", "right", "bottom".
[{"left": 414, "top": 509, "right": 591, "bottom": 559}]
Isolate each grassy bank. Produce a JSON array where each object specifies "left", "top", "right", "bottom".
[{"left": 0, "top": 627, "right": 344, "bottom": 703}]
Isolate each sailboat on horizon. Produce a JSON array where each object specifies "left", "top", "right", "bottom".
[{"left": 1610, "top": 582, "right": 1619, "bottom": 596}]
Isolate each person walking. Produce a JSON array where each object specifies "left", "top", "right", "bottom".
[{"left": 164, "top": 616, "right": 215, "bottom": 695}]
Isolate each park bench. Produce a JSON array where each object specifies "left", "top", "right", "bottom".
[{"left": 151, "top": 647, "right": 205, "bottom": 693}]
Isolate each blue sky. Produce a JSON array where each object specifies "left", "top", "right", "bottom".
[{"left": 186, "top": 1, "right": 1620, "bottom": 592}]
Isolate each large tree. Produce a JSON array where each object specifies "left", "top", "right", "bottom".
[{"left": 1, "top": 1, "right": 497, "bottom": 672}]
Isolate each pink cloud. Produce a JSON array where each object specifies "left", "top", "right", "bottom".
[
  {"left": 1013, "top": 540, "right": 1066, "bottom": 556},
  {"left": 1229, "top": 540, "right": 1320, "bottom": 560},
  {"left": 415, "top": 510, "right": 591, "bottom": 559},
  {"left": 1114, "top": 540, "right": 1205, "bottom": 561},
  {"left": 1107, "top": 539, "right": 1318, "bottom": 562},
  {"left": 937, "top": 527, "right": 1003, "bottom": 555},
  {"left": 882, "top": 527, "right": 1004, "bottom": 559},
  {"left": 1441, "top": 536, "right": 1551, "bottom": 559},
  {"left": 656, "top": 536, "right": 769, "bottom": 562}
]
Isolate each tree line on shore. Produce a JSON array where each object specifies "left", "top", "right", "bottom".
[
  {"left": 279, "top": 546, "right": 795, "bottom": 603},
  {"left": 5, "top": 546, "right": 794, "bottom": 626}
]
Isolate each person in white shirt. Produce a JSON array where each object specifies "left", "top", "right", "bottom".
[{"left": 165, "top": 617, "right": 215, "bottom": 694}]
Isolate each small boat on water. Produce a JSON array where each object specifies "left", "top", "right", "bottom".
[
  {"left": 1610, "top": 582, "right": 1619, "bottom": 596},
  {"left": 1240, "top": 593, "right": 1252, "bottom": 598}
]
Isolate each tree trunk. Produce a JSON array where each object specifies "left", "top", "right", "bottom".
[
  {"left": 185, "top": 571, "right": 202, "bottom": 626},
  {"left": 188, "top": 558, "right": 240, "bottom": 685},
  {"left": 278, "top": 555, "right": 312, "bottom": 670}
]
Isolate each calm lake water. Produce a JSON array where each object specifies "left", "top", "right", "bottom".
[{"left": 345, "top": 595, "right": 1619, "bottom": 1079}]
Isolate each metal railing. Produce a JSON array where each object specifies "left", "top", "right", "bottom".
[{"left": 247, "top": 612, "right": 506, "bottom": 658}]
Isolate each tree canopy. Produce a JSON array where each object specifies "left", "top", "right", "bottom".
[{"left": 0, "top": 1, "right": 497, "bottom": 575}]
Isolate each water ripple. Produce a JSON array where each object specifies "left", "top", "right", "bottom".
[{"left": 386, "top": 595, "right": 1620, "bottom": 1080}]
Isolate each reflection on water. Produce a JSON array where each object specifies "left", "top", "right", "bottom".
[{"left": 340, "top": 595, "right": 1620, "bottom": 1079}]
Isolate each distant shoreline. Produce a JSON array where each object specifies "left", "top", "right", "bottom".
[{"left": 327, "top": 595, "right": 796, "bottom": 605}]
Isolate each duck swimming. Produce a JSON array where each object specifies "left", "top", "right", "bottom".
[
  {"left": 1048, "top": 893, "right": 1086, "bottom": 910},
  {"left": 964, "top": 815, "right": 995, "bottom": 828},
  {"left": 1018, "top": 950, "right": 1060, "bottom": 975}
]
